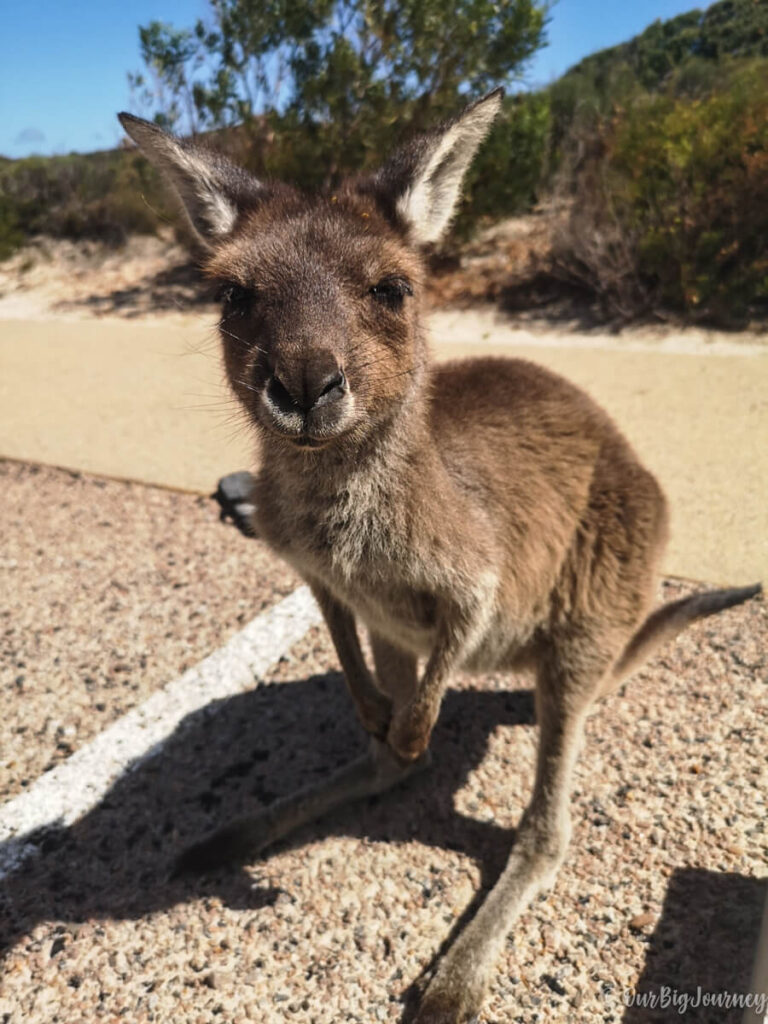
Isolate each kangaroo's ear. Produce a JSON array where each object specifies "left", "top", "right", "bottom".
[
  {"left": 364, "top": 88, "right": 503, "bottom": 246},
  {"left": 117, "top": 113, "right": 263, "bottom": 247}
]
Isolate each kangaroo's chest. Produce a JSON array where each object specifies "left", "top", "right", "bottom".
[
  {"left": 255, "top": 472, "right": 443, "bottom": 653},
  {"left": 290, "top": 527, "right": 440, "bottom": 655},
  {"left": 329, "top": 571, "right": 439, "bottom": 655}
]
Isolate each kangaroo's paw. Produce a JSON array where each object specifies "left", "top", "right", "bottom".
[
  {"left": 387, "top": 700, "right": 436, "bottom": 763},
  {"left": 412, "top": 991, "right": 484, "bottom": 1024},
  {"left": 411, "top": 957, "right": 488, "bottom": 1024}
]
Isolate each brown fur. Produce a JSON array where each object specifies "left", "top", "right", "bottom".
[{"left": 119, "top": 96, "right": 762, "bottom": 1024}]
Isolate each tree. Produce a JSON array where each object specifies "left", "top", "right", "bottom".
[
  {"left": 130, "top": 0, "right": 549, "bottom": 181},
  {"left": 128, "top": 22, "right": 206, "bottom": 134}
]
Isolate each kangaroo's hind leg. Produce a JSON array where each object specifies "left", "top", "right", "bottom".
[
  {"left": 414, "top": 630, "right": 619, "bottom": 1024},
  {"left": 175, "top": 599, "right": 426, "bottom": 875},
  {"left": 175, "top": 735, "right": 428, "bottom": 874}
]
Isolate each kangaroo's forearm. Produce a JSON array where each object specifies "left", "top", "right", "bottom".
[
  {"left": 310, "top": 582, "right": 392, "bottom": 737},
  {"left": 387, "top": 603, "right": 488, "bottom": 760}
]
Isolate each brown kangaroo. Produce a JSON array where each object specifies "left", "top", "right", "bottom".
[{"left": 118, "top": 92, "right": 761, "bottom": 1024}]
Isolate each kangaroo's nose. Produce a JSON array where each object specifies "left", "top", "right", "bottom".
[{"left": 267, "top": 355, "right": 346, "bottom": 415}]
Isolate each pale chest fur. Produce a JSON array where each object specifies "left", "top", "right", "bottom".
[
  {"left": 255, "top": 446, "right": 454, "bottom": 653},
  {"left": 254, "top": 445, "right": 541, "bottom": 666}
]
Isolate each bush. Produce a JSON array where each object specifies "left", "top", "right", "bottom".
[
  {"left": 452, "top": 91, "right": 551, "bottom": 241},
  {"left": 0, "top": 149, "right": 172, "bottom": 257},
  {"left": 551, "top": 60, "right": 768, "bottom": 325},
  {"left": 0, "top": 193, "right": 24, "bottom": 260},
  {"left": 0, "top": 88, "right": 551, "bottom": 261}
]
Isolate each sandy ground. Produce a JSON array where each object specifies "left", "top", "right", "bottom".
[
  {"left": 1, "top": 308, "right": 765, "bottom": 585},
  {"left": 0, "top": 234, "right": 207, "bottom": 322},
  {"left": 2, "top": 235, "right": 766, "bottom": 588}
]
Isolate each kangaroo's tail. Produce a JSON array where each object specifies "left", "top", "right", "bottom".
[{"left": 611, "top": 582, "right": 762, "bottom": 686}]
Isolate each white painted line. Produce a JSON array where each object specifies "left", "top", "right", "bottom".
[{"left": 0, "top": 585, "right": 322, "bottom": 879}]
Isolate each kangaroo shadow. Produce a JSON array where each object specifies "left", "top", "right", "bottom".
[
  {"left": 622, "top": 868, "right": 766, "bottom": 1024},
  {"left": 0, "top": 673, "right": 535, "bottom": 967}
]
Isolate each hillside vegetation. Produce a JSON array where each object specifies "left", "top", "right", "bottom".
[
  {"left": 2, "top": 0, "right": 768, "bottom": 325},
  {"left": 542, "top": 0, "right": 768, "bottom": 324}
]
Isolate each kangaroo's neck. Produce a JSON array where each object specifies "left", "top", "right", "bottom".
[{"left": 253, "top": 360, "right": 449, "bottom": 576}]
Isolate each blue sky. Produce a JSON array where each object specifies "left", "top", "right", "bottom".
[{"left": 1, "top": 0, "right": 704, "bottom": 158}]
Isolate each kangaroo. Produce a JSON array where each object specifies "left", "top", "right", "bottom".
[{"left": 118, "top": 92, "right": 761, "bottom": 1024}]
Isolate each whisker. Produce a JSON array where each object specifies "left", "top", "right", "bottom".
[
  {"left": 353, "top": 350, "right": 407, "bottom": 375},
  {"left": 233, "top": 376, "right": 263, "bottom": 396},
  {"left": 345, "top": 334, "right": 379, "bottom": 360},
  {"left": 353, "top": 364, "right": 421, "bottom": 396},
  {"left": 215, "top": 324, "right": 269, "bottom": 357}
]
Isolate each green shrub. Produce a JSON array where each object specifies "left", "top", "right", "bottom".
[
  {"left": 552, "top": 59, "right": 768, "bottom": 325},
  {"left": 0, "top": 149, "right": 172, "bottom": 256},
  {"left": 0, "top": 85, "right": 549, "bottom": 258},
  {"left": 452, "top": 91, "right": 551, "bottom": 241},
  {"left": 0, "top": 194, "right": 24, "bottom": 259}
]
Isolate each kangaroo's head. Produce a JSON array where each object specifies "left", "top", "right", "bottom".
[{"left": 118, "top": 92, "right": 501, "bottom": 452}]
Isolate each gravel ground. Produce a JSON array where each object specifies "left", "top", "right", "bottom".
[
  {"left": 1, "top": 555, "right": 765, "bottom": 1022},
  {"left": 0, "top": 460, "right": 300, "bottom": 800}
]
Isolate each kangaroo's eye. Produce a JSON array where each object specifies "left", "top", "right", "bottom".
[
  {"left": 369, "top": 276, "right": 413, "bottom": 310},
  {"left": 218, "top": 282, "right": 255, "bottom": 312}
]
